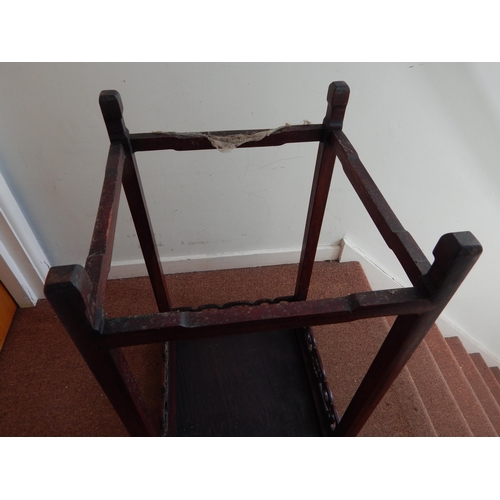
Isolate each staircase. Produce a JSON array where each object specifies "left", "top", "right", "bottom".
[
  {"left": 1, "top": 259, "right": 498, "bottom": 436},
  {"left": 310, "top": 262, "right": 500, "bottom": 437}
]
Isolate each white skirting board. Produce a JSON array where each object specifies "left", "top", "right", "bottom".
[
  {"left": 0, "top": 172, "right": 50, "bottom": 307},
  {"left": 339, "top": 239, "right": 500, "bottom": 367},
  {"left": 109, "top": 245, "right": 341, "bottom": 279},
  {"left": 109, "top": 244, "right": 342, "bottom": 279}
]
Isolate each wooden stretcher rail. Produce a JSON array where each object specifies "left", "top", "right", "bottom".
[
  {"left": 99, "top": 90, "right": 172, "bottom": 312},
  {"left": 101, "top": 287, "right": 434, "bottom": 348},
  {"left": 130, "top": 124, "right": 324, "bottom": 152},
  {"left": 332, "top": 129, "right": 431, "bottom": 285},
  {"left": 85, "top": 143, "right": 125, "bottom": 309},
  {"left": 293, "top": 83, "right": 349, "bottom": 302}
]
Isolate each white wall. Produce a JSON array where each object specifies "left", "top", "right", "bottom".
[{"left": 0, "top": 63, "right": 498, "bottom": 360}]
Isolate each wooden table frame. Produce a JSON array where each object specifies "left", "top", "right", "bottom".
[{"left": 44, "top": 82, "right": 482, "bottom": 436}]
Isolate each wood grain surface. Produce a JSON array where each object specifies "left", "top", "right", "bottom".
[
  {"left": 174, "top": 329, "right": 323, "bottom": 436},
  {"left": 0, "top": 281, "right": 17, "bottom": 351}
]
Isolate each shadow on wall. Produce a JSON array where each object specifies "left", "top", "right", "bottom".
[{"left": 423, "top": 63, "right": 500, "bottom": 190}]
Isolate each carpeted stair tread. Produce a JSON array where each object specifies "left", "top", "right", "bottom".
[
  {"left": 1, "top": 260, "right": 434, "bottom": 437},
  {"left": 313, "top": 320, "right": 432, "bottom": 437},
  {"left": 446, "top": 337, "right": 500, "bottom": 434},
  {"left": 470, "top": 353, "right": 500, "bottom": 407},
  {"left": 387, "top": 366, "right": 438, "bottom": 437},
  {"left": 405, "top": 337, "right": 472, "bottom": 436},
  {"left": 1, "top": 260, "right": 495, "bottom": 437},
  {"left": 0, "top": 301, "right": 130, "bottom": 436},
  {"left": 310, "top": 264, "right": 435, "bottom": 437},
  {"left": 424, "top": 326, "right": 497, "bottom": 436},
  {"left": 490, "top": 366, "right": 500, "bottom": 387}
]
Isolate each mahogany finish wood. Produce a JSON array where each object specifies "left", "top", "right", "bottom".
[
  {"left": 131, "top": 124, "right": 325, "bottom": 152},
  {"left": 44, "top": 82, "right": 482, "bottom": 437},
  {"left": 333, "top": 232, "right": 482, "bottom": 436},
  {"left": 99, "top": 91, "right": 171, "bottom": 313},
  {"left": 332, "top": 130, "right": 431, "bottom": 284},
  {"left": 101, "top": 287, "right": 433, "bottom": 348},
  {"left": 85, "top": 143, "right": 125, "bottom": 311},
  {"left": 44, "top": 265, "right": 156, "bottom": 437},
  {"left": 295, "top": 82, "right": 349, "bottom": 301}
]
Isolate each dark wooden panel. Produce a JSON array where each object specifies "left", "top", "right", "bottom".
[{"left": 173, "top": 329, "right": 323, "bottom": 436}]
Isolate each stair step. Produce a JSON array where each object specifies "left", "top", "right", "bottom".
[
  {"left": 389, "top": 366, "right": 438, "bottom": 437},
  {"left": 3, "top": 259, "right": 498, "bottom": 437},
  {"left": 310, "top": 261, "right": 436, "bottom": 437},
  {"left": 446, "top": 337, "right": 500, "bottom": 434},
  {"left": 424, "top": 327, "right": 497, "bottom": 436},
  {"left": 490, "top": 366, "right": 500, "bottom": 386},
  {"left": 470, "top": 353, "right": 500, "bottom": 407},
  {"left": 406, "top": 336, "right": 473, "bottom": 436},
  {"left": 312, "top": 317, "right": 435, "bottom": 436}
]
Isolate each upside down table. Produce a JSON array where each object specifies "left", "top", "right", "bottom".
[{"left": 44, "top": 82, "right": 481, "bottom": 436}]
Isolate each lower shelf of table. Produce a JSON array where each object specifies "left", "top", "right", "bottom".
[{"left": 163, "top": 327, "right": 334, "bottom": 436}]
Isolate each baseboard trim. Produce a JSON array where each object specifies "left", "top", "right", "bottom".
[
  {"left": 109, "top": 244, "right": 342, "bottom": 280},
  {"left": 340, "top": 239, "right": 500, "bottom": 367},
  {"left": 0, "top": 172, "right": 50, "bottom": 307}
]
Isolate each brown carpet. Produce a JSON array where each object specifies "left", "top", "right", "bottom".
[{"left": 1, "top": 260, "right": 498, "bottom": 437}]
